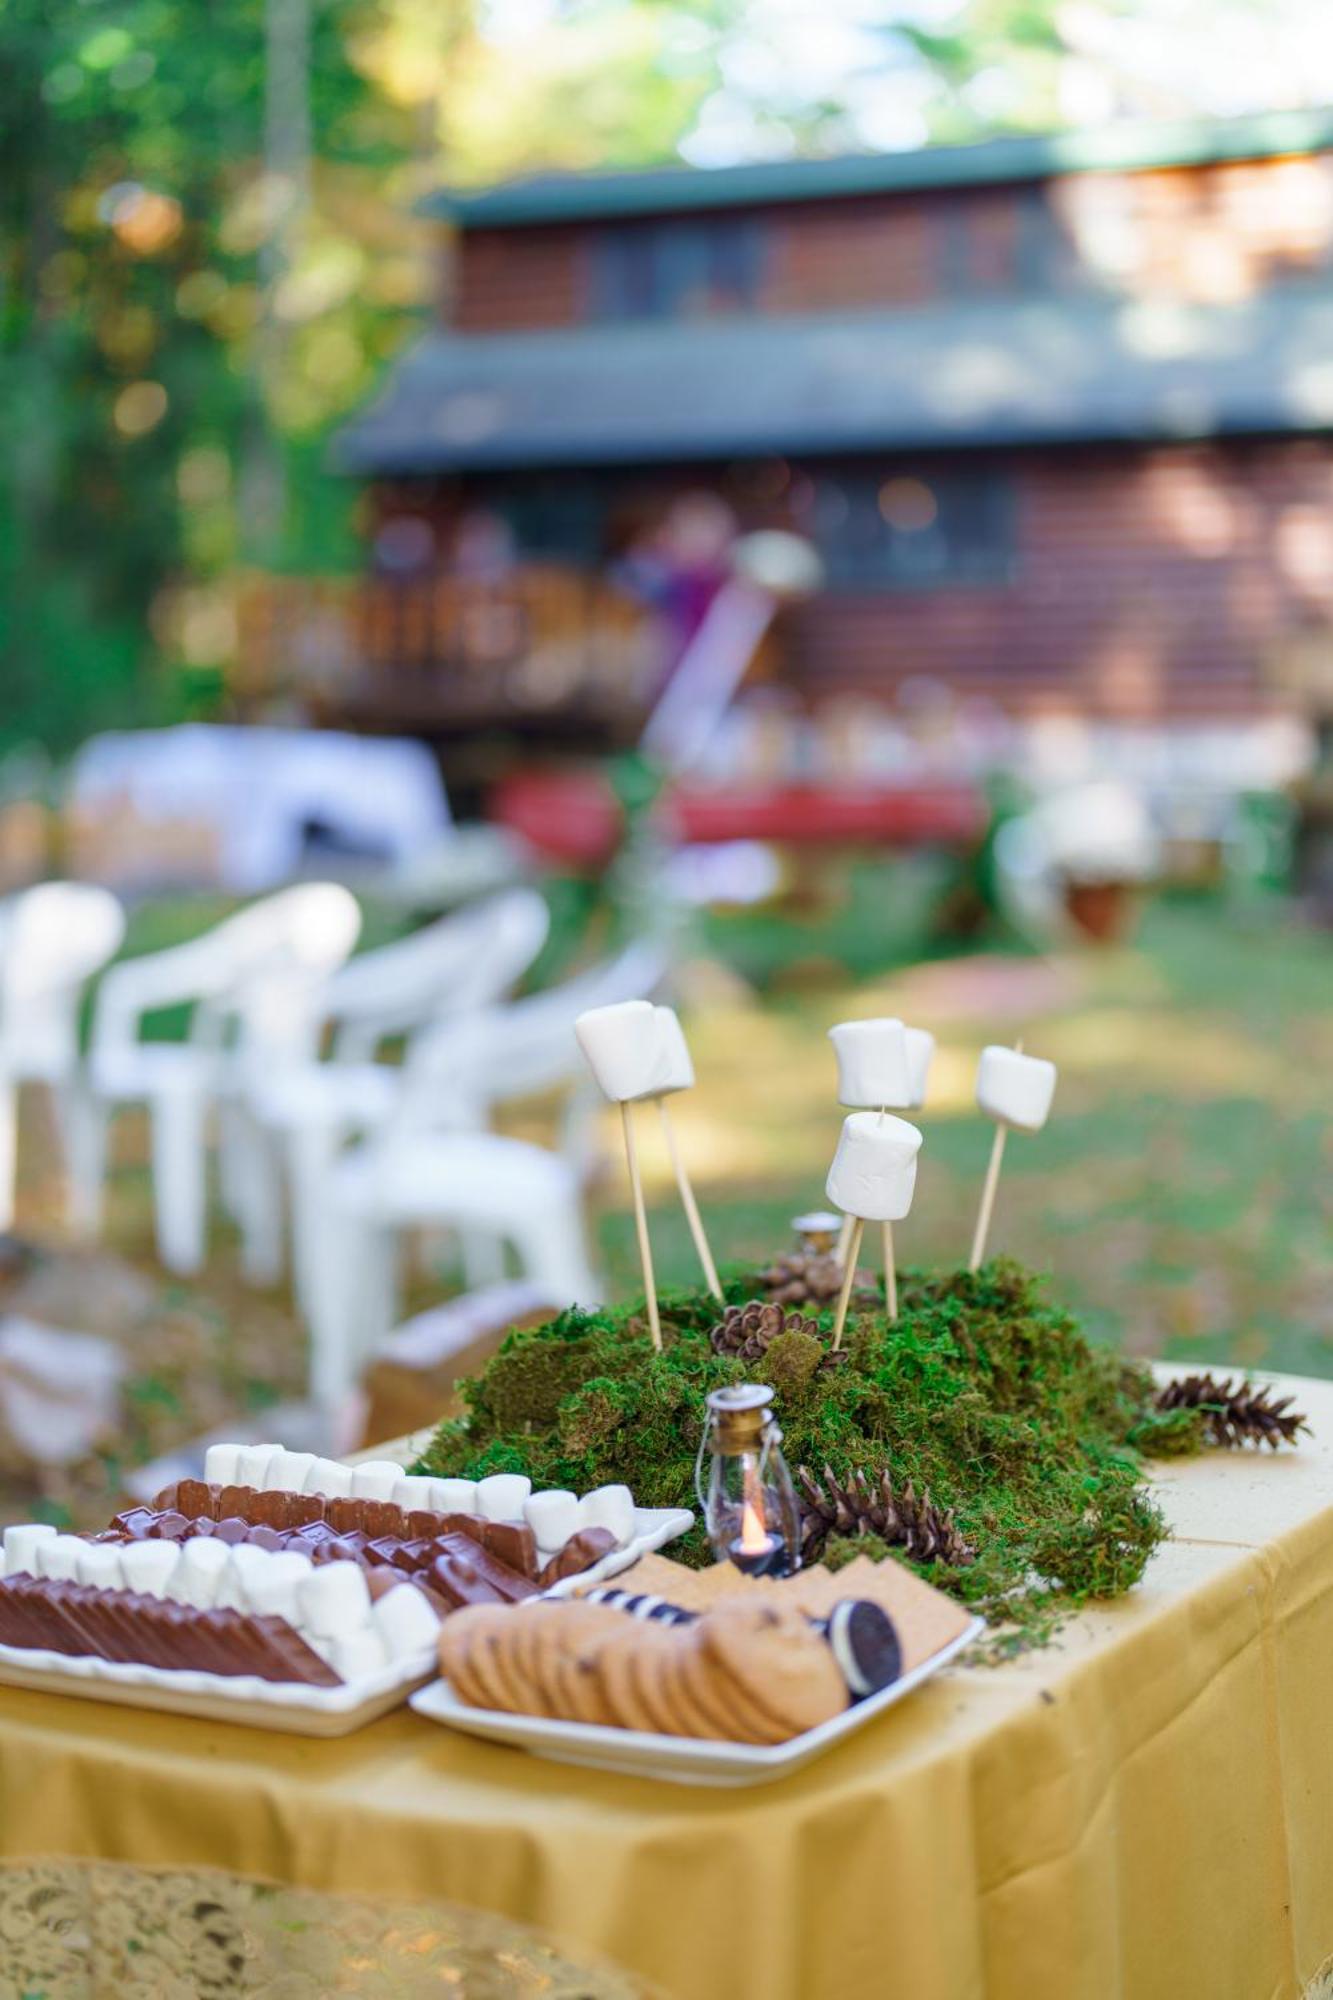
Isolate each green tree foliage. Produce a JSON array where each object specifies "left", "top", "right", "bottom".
[{"left": 0, "top": 0, "right": 431, "bottom": 751}]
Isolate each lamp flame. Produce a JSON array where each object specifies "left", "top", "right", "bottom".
[{"left": 739, "top": 1498, "right": 768, "bottom": 1555}]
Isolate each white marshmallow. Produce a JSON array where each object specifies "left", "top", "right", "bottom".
[
  {"left": 2, "top": 1524, "right": 56, "bottom": 1578},
  {"left": 826, "top": 1112, "right": 923, "bottom": 1223},
  {"left": 639, "top": 1006, "right": 694, "bottom": 1098},
  {"left": 303, "top": 1457, "right": 353, "bottom": 1500},
  {"left": 36, "top": 1536, "right": 86, "bottom": 1583},
  {"left": 524, "top": 1490, "right": 582, "bottom": 1554},
  {"left": 576, "top": 1485, "right": 636, "bottom": 1549},
  {"left": 235, "top": 1444, "right": 281, "bottom": 1490},
  {"left": 242, "top": 1550, "right": 314, "bottom": 1623},
  {"left": 203, "top": 1443, "right": 244, "bottom": 1488},
  {"left": 75, "top": 1543, "right": 123, "bottom": 1591},
  {"left": 829, "top": 1019, "right": 912, "bottom": 1110},
  {"left": 213, "top": 1558, "right": 250, "bottom": 1614},
  {"left": 264, "top": 1449, "right": 317, "bottom": 1493},
  {"left": 168, "top": 1536, "right": 232, "bottom": 1609},
  {"left": 475, "top": 1474, "right": 532, "bottom": 1523},
  {"left": 574, "top": 1000, "right": 661, "bottom": 1103},
  {"left": 391, "top": 1476, "right": 437, "bottom": 1513},
  {"left": 903, "top": 1027, "right": 936, "bottom": 1111},
  {"left": 975, "top": 1046, "right": 1057, "bottom": 1133},
  {"left": 371, "top": 1582, "right": 441, "bottom": 1661},
  {"left": 297, "top": 1560, "right": 372, "bottom": 1639},
  {"left": 429, "top": 1478, "right": 477, "bottom": 1516},
  {"left": 120, "top": 1541, "right": 180, "bottom": 1598},
  {"left": 330, "top": 1629, "right": 389, "bottom": 1682},
  {"left": 349, "top": 1460, "right": 403, "bottom": 1502}
]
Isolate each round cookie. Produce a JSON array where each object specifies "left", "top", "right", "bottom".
[
  {"left": 540, "top": 1600, "right": 628, "bottom": 1728},
  {"left": 595, "top": 1621, "right": 669, "bottom": 1734},
  {"left": 699, "top": 1599, "right": 846, "bottom": 1739},
  {"left": 475, "top": 1620, "right": 530, "bottom": 1714},
  {"left": 438, "top": 1611, "right": 498, "bottom": 1710},
  {"left": 539, "top": 1605, "right": 625, "bottom": 1725},
  {"left": 671, "top": 1630, "right": 790, "bottom": 1744},
  {"left": 626, "top": 1632, "right": 693, "bottom": 1737},
  {"left": 443, "top": 1605, "right": 522, "bottom": 1712},
  {"left": 508, "top": 1602, "right": 566, "bottom": 1717},
  {"left": 652, "top": 1638, "right": 739, "bottom": 1742}
]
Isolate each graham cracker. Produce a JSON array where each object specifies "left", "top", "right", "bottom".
[{"left": 576, "top": 1550, "right": 974, "bottom": 1675}]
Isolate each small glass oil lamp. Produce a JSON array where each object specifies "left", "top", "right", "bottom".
[{"left": 696, "top": 1384, "right": 802, "bottom": 1578}]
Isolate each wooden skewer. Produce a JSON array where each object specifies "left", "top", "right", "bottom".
[
  {"left": 656, "top": 1098, "right": 721, "bottom": 1300},
  {"left": 836, "top": 1212, "right": 855, "bottom": 1265},
  {"left": 969, "top": 1038, "right": 1022, "bottom": 1273},
  {"left": 621, "top": 1102, "right": 662, "bottom": 1350},
  {"left": 968, "top": 1123, "right": 1007, "bottom": 1273},
  {"left": 882, "top": 1220, "right": 898, "bottom": 1321},
  {"left": 831, "top": 1217, "right": 864, "bottom": 1351}
]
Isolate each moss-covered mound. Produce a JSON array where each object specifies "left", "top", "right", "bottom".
[{"left": 413, "top": 1259, "right": 1180, "bottom": 1651}]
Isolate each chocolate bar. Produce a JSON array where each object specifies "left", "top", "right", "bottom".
[
  {"left": 537, "top": 1528, "right": 617, "bottom": 1588},
  {"left": 150, "top": 1484, "right": 543, "bottom": 1579},
  {"left": 0, "top": 1576, "right": 339, "bottom": 1686}
]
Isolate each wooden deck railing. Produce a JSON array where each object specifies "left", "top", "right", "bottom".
[{"left": 234, "top": 565, "right": 665, "bottom": 735}]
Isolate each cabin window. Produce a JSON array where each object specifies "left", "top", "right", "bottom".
[
  {"left": 810, "top": 468, "right": 1015, "bottom": 589},
  {"left": 481, "top": 475, "right": 606, "bottom": 564},
  {"left": 592, "top": 218, "right": 764, "bottom": 320}
]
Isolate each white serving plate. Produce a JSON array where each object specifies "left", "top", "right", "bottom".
[
  {"left": 410, "top": 1615, "right": 984, "bottom": 1786},
  {"left": 0, "top": 1512, "right": 694, "bottom": 1735},
  {"left": 539, "top": 1507, "right": 695, "bottom": 1595},
  {"left": 0, "top": 1640, "right": 437, "bottom": 1737}
]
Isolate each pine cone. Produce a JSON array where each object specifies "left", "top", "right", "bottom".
[
  {"left": 797, "top": 1463, "right": 976, "bottom": 1568},
  {"left": 1153, "top": 1373, "right": 1308, "bottom": 1450},
  {"left": 758, "top": 1250, "right": 846, "bottom": 1307},
  {"left": 710, "top": 1300, "right": 822, "bottom": 1361},
  {"left": 758, "top": 1249, "right": 878, "bottom": 1309}
]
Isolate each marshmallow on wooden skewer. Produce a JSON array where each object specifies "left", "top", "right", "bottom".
[
  {"left": 969, "top": 1044, "right": 1057, "bottom": 1270},
  {"left": 903, "top": 1028, "right": 936, "bottom": 1112},
  {"left": 828, "top": 1020, "right": 919, "bottom": 1318},
  {"left": 575, "top": 1001, "right": 663, "bottom": 1349},
  {"left": 574, "top": 1001, "right": 663, "bottom": 1103},
  {"left": 828, "top": 1019, "right": 912, "bottom": 1111},
  {"left": 976, "top": 1046, "right": 1057, "bottom": 1133},
  {"left": 825, "top": 1113, "right": 923, "bottom": 1348}
]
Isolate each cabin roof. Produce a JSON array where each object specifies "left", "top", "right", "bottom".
[
  {"left": 336, "top": 285, "right": 1333, "bottom": 475},
  {"left": 420, "top": 109, "right": 1333, "bottom": 231}
]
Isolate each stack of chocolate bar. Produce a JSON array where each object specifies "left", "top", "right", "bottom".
[{"left": 0, "top": 1575, "right": 339, "bottom": 1685}]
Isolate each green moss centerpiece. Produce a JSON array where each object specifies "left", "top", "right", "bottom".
[{"left": 411, "top": 1258, "right": 1239, "bottom": 1652}]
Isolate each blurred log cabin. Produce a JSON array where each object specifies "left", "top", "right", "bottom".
[{"left": 257, "top": 109, "right": 1333, "bottom": 791}]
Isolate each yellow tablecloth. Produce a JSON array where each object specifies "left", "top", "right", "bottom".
[{"left": 3, "top": 1370, "right": 1333, "bottom": 2000}]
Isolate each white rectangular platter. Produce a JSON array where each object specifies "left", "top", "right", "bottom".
[
  {"left": 0, "top": 1641, "right": 437, "bottom": 1737},
  {"left": 410, "top": 1614, "right": 984, "bottom": 1786}
]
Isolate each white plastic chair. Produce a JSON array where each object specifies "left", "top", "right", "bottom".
[
  {"left": 296, "top": 939, "right": 664, "bottom": 1415},
  {"left": 0, "top": 883, "right": 125, "bottom": 1230},
  {"left": 70, "top": 883, "right": 361, "bottom": 1272},
  {"left": 309, "top": 1131, "right": 597, "bottom": 1416},
  {"left": 234, "top": 889, "right": 551, "bottom": 1286}
]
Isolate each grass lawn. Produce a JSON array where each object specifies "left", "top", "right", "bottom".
[{"left": 0, "top": 896, "right": 1328, "bottom": 1529}]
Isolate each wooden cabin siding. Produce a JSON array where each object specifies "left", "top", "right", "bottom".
[
  {"left": 453, "top": 225, "right": 591, "bottom": 331},
  {"left": 781, "top": 439, "right": 1333, "bottom": 718},
  {"left": 446, "top": 152, "right": 1333, "bottom": 333}
]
